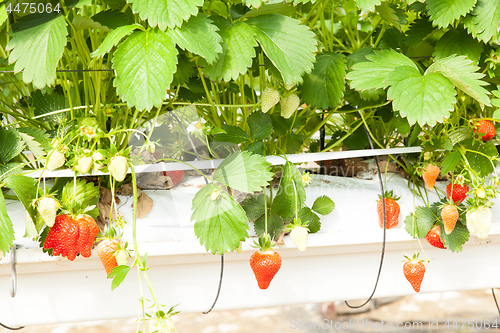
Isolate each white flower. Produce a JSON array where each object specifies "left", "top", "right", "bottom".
[
  {"left": 359, "top": 11, "right": 368, "bottom": 20},
  {"left": 187, "top": 118, "right": 206, "bottom": 134}
]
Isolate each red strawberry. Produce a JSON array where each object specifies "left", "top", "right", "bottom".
[
  {"left": 44, "top": 214, "right": 79, "bottom": 260},
  {"left": 97, "top": 239, "right": 119, "bottom": 277},
  {"left": 474, "top": 120, "right": 496, "bottom": 141},
  {"left": 76, "top": 215, "right": 99, "bottom": 258},
  {"left": 422, "top": 164, "right": 440, "bottom": 190},
  {"left": 163, "top": 170, "right": 184, "bottom": 188},
  {"left": 250, "top": 250, "right": 282, "bottom": 289},
  {"left": 377, "top": 191, "right": 400, "bottom": 229},
  {"left": 441, "top": 204, "right": 459, "bottom": 234},
  {"left": 403, "top": 256, "right": 426, "bottom": 292},
  {"left": 446, "top": 183, "right": 469, "bottom": 204},
  {"left": 426, "top": 225, "right": 445, "bottom": 249}
]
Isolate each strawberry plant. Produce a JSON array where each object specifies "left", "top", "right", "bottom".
[{"left": 0, "top": 0, "right": 499, "bottom": 324}]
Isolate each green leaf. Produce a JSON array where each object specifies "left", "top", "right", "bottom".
[
  {"left": 31, "top": 90, "right": 66, "bottom": 122},
  {"left": 171, "top": 53, "right": 194, "bottom": 86},
  {"left": 102, "top": 0, "right": 126, "bottom": 10},
  {"left": 386, "top": 66, "right": 456, "bottom": 125},
  {"left": 0, "top": 5, "right": 7, "bottom": 26},
  {"left": 404, "top": 17, "right": 434, "bottom": 48},
  {"left": 168, "top": 14, "right": 222, "bottom": 64},
  {"left": 285, "top": 133, "right": 304, "bottom": 154},
  {"left": 3, "top": 175, "right": 38, "bottom": 224},
  {"left": 247, "top": 111, "right": 272, "bottom": 140},
  {"left": 91, "top": 24, "right": 142, "bottom": 59},
  {"left": 17, "top": 128, "right": 51, "bottom": 153},
  {"left": 376, "top": 2, "right": 408, "bottom": 31},
  {"left": 109, "top": 265, "right": 131, "bottom": 290},
  {"left": 203, "top": 18, "right": 257, "bottom": 82},
  {"left": 112, "top": 29, "right": 178, "bottom": 111},
  {"left": 247, "top": 15, "right": 316, "bottom": 86},
  {"left": 212, "top": 125, "right": 251, "bottom": 144},
  {"left": 426, "top": 55, "right": 490, "bottom": 106},
  {"left": 254, "top": 214, "right": 284, "bottom": 240},
  {"left": 300, "top": 52, "right": 346, "bottom": 110},
  {"left": 0, "top": 163, "right": 23, "bottom": 181},
  {"left": 433, "top": 28, "right": 483, "bottom": 64},
  {"left": 243, "top": 0, "right": 262, "bottom": 9},
  {"left": 240, "top": 193, "right": 266, "bottom": 221},
  {"left": 244, "top": 141, "right": 265, "bottom": 155},
  {"left": 7, "top": 13, "right": 67, "bottom": 89},
  {"left": 425, "top": 0, "right": 476, "bottom": 28},
  {"left": 213, "top": 151, "right": 273, "bottom": 193},
  {"left": 271, "top": 161, "right": 306, "bottom": 218},
  {"left": 91, "top": 10, "right": 132, "bottom": 30},
  {"left": 18, "top": 132, "right": 45, "bottom": 160},
  {"left": 128, "top": 0, "right": 203, "bottom": 29},
  {"left": 346, "top": 49, "right": 417, "bottom": 91},
  {"left": 404, "top": 206, "right": 436, "bottom": 238},
  {"left": 463, "top": 0, "right": 500, "bottom": 43},
  {"left": 0, "top": 191, "right": 15, "bottom": 254},
  {"left": 298, "top": 207, "right": 321, "bottom": 233},
  {"left": 448, "top": 127, "right": 472, "bottom": 145},
  {"left": 0, "top": 128, "right": 24, "bottom": 164},
  {"left": 61, "top": 179, "right": 100, "bottom": 218},
  {"left": 465, "top": 141, "right": 498, "bottom": 177},
  {"left": 440, "top": 221, "right": 469, "bottom": 253},
  {"left": 242, "top": 3, "right": 295, "bottom": 18},
  {"left": 192, "top": 183, "right": 249, "bottom": 254},
  {"left": 440, "top": 151, "right": 461, "bottom": 176},
  {"left": 355, "top": 0, "right": 382, "bottom": 12},
  {"left": 72, "top": 14, "right": 111, "bottom": 32},
  {"left": 311, "top": 195, "right": 335, "bottom": 215}
]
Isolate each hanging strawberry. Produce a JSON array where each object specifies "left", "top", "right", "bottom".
[
  {"left": 250, "top": 234, "right": 282, "bottom": 289},
  {"left": 261, "top": 87, "right": 280, "bottom": 113},
  {"left": 377, "top": 191, "right": 400, "bottom": 229}
]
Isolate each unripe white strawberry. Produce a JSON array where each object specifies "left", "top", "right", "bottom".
[
  {"left": 108, "top": 155, "right": 128, "bottom": 182},
  {"left": 290, "top": 226, "right": 308, "bottom": 251},
  {"left": 46, "top": 149, "right": 65, "bottom": 171},
  {"left": 466, "top": 206, "right": 492, "bottom": 239},
  {"left": 38, "top": 197, "right": 59, "bottom": 227},
  {"left": 114, "top": 249, "right": 129, "bottom": 266},
  {"left": 261, "top": 87, "right": 280, "bottom": 113},
  {"left": 75, "top": 156, "right": 93, "bottom": 174},
  {"left": 149, "top": 317, "right": 175, "bottom": 333},
  {"left": 280, "top": 93, "right": 300, "bottom": 119}
]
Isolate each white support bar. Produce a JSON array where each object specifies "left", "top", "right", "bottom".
[{"left": 24, "top": 146, "right": 422, "bottom": 178}]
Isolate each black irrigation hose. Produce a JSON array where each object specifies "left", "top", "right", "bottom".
[
  {"left": 493, "top": 289, "right": 500, "bottom": 316},
  {"left": 0, "top": 322, "right": 24, "bottom": 330},
  {"left": 171, "top": 110, "right": 223, "bottom": 314},
  {"left": 345, "top": 112, "right": 387, "bottom": 309}
]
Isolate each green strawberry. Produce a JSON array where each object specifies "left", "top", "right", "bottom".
[
  {"left": 37, "top": 197, "right": 59, "bottom": 227},
  {"left": 280, "top": 93, "right": 300, "bottom": 119},
  {"left": 114, "top": 248, "right": 129, "bottom": 266},
  {"left": 261, "top": 87, "right": 280, "bottom": 113},
  {"left": 46, "top": 149, "right": 66, "bottom": 171},
  {"left": 108, "top": 155, "right": 129, "bottom": 182},
  {"left": 75, "top": 155, "right": 93, "bottom": 175},
  {"left": 149, "top": 317, "right": 176, "bottom": 333}
]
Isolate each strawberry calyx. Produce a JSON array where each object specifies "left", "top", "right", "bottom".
[
  {"left": 378, "top": 190, "right": 400, "bottom": 201},
  {"left": 251, "top": 233, "right": 275, "bottom": 252},
  {"left": 284, "top": 218, "right": 309, "bottom": 233},
  {"left": 403, "top": 253, "right": 429, "bottom": 265}
]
